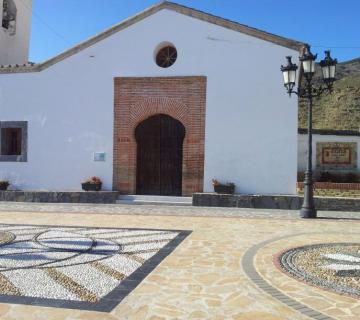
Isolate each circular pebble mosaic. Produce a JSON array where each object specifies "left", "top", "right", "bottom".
[{"left": 279, "top": 243, "right": 360, "bottom": 298}]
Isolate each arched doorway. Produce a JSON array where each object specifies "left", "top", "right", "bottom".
[{"left": 135, "top": 114, "right": 185, "bottom": 196}]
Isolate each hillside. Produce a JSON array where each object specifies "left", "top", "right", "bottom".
[{"left": 298, "top": 58, "right": 360, "bottom": 131}]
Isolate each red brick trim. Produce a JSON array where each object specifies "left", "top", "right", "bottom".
[
  {"left": 113, "top": 77, "right": 207, "bottom": 196},
  {"left": 297, "top": 182, "right": 360, "bottom": 191}
]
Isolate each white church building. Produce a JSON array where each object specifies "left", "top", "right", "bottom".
[{"left": 0, "top": 0, "right": 307, "bottom": 196}]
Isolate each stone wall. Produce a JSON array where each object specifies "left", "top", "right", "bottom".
[
  {"left": 0, "top": 191, "right": 119, "bottom": 204},
  {"left": 299, "top": 189, "right": 360, "bottom": 198},
  {"left": 297, "top": 182, "right": 360, "bottom": 198},
  {"left": 193, "top": 193, "right": 360, "bottom": 212}
]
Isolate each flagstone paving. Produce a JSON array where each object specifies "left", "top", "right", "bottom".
[{"left": 0, "top": 202, "right": 358, "bottom": 319}]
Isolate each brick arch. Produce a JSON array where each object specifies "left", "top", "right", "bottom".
[
  {"left": 129, "top": 97, "right": 189, "bottom": 130},
  {"left": 113, "top": 76, "right": 206, "bottom": 196}
]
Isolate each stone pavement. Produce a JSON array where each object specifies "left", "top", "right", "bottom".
[
  {"left": 0, "top": 201, "right": 359, "bottom": 220},
  {"left": 0, "top": 202, "right": 358, "bottom": 319}
]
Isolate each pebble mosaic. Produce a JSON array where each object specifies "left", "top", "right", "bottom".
[
  {"left": 279, "top": 243, "right": 360, "bottom": 299},
  {"left": 0, "top": 224, "right": 190, "bottom": 312}
]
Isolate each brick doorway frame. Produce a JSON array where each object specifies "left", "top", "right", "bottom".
[{"left": 113, "top": 77, "right": 207, "bottom": 196}]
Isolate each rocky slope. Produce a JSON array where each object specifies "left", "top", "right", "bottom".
[{"left": 298, "top": 58, "right": 360, "bottom": 131}]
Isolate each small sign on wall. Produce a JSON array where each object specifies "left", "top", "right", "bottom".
[
  {"left": 316, "top": 142, "right": 357, "bottom": 170},
  {"left": 322, "top": 147, "right": 351, "bottom": 165},
  {"left": 94, "top": 152, "right": 106, "bottom": 162}
]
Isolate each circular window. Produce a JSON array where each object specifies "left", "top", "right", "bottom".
[{"left": 156, "top": 45, "right": 177, "bottom": 68}]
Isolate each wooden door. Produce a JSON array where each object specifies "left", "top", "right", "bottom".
[{"left": 135, "top": 114, "right": 185, "bottom": 196}]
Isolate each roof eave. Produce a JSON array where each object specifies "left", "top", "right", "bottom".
[{"left": 163, "top": 2, "right": 307, "bottom": 52}]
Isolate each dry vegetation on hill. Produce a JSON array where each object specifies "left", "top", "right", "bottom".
[{"left": 298, "top": 58, "right": 360, "bottom": 131}]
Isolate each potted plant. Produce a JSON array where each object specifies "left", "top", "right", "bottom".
[
  {"left": 81, "top": 176, "right": 102, "bottom": 191},
  {"left": 212, "top": 179, "right": 235, "bottom": 194},
  {"left": 0, "top": 181, "right": 10, "bottom": 191}
]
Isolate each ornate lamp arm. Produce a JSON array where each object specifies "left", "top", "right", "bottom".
[{"left": 288, "top": 83, "right": 333, "bottom": 98}]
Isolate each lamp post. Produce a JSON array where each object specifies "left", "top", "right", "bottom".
[{"left": 281, "top": 46, "right": 337, "bottom": 218}]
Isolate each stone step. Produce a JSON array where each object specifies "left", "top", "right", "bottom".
[{"left": 116, "top": 195, "right": 192, "bottom": 206}]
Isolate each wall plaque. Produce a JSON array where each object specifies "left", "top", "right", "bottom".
[
  {"left": 94, "top": 152, "right": 106, "bottom": 162},
  {"left": 316, "top": 142, "right": 357, "bottom": 170}
]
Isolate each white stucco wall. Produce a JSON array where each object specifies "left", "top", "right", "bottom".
[
  {"left": 0, "top": 9, "right": 299, "bottom": 194},
  {"left": 0, "top": 0, "right": 32, "bottom": 65},
  {"left": 298, "top": 134, "right": 360, "bottom": 172}
]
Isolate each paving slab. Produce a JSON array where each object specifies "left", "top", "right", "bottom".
[{"left": 0, "top": 203, "right": 357, "bottom": 319}]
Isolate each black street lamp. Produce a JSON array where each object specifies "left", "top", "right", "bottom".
[{"left": 281, "top": 46, "right": 337, "bottom": 218}]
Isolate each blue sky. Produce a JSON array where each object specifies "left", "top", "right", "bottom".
[{"left": 29, "top": 0, "right": 360, "bottom": 63}]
